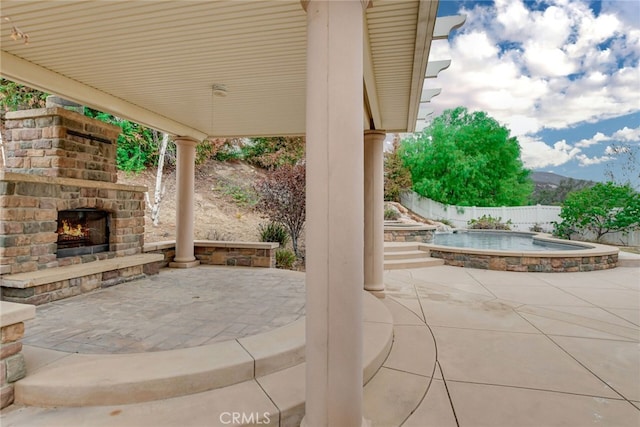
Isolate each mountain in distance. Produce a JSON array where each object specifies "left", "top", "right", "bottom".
[
  {"left": 530, "top": 171, "right": 595, "bottom": 205},
  {"left": 531, "top": 171, "right": 595, "bottom": 187}
]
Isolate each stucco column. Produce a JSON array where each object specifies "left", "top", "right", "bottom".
[
  {"left": 364, "top": 130, "right": 386, "bottom": 292},
  {"left": 302, "top": 1, "right": 366, "bottom": 426},
  {"left": 169, "top": 136, "right": 200, "bottom": 268}
]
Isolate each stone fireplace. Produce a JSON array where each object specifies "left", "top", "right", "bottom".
[{"left": 0, "top": 103, "right": 146, "bottom": 276}]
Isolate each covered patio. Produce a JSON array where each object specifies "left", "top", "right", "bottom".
[
  {"left": 1, "top": 263, "right": 638, "bottom": 425},
  {"left": 1, "top": 1, "right": 465, "bottom": 424}
]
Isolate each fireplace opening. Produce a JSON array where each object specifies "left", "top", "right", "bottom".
[{"left": 57, "top": 209, "right": 110, "bottom": 258}]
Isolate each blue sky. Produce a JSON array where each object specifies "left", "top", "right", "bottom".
[{"left": 421, "top": 0, "right": 640, "bottom": 188}]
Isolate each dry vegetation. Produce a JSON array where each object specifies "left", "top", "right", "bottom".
[{"left": 118, "top": 160, "right": 267, "bottom": 244}]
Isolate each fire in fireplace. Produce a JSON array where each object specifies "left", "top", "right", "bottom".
[{"left": 57, "top": 209, "right": 110, "bottom": 258}]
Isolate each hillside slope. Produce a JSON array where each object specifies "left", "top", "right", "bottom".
[{"left": 118, "top": 160, "right": 267, "bottom": 244}]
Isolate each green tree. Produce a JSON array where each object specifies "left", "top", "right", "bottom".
[
  {"left": 84, "top": 108, "right": 158, "bottom": 172},
  {"left": 384, "top": 137, "right": 412, "bottom": 202},
  {"left": 553, "top": 182, "right": 640, "bottom": 241},
  {"left": 399, "top": 107, "right": 533, "bottom": 206}
]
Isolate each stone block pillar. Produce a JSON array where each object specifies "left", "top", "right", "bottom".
[
  {"left": 303, "top": 1, "right": 367, "bottom": 426},
  {"left": 364, "top": 130, "right": 386, "bottom": 292},
  {"left": 170, "top": 136, "right": 200, "bottom": 268},
  {"left": 0, "top": 301, "right": 36, "bottom": 409}
]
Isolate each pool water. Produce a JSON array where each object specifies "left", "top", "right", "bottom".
[{"left": 433, "top": 232, "right": 583, "bottom": 252}]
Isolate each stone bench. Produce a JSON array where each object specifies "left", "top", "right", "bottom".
[{"left": 0, "top": 253, "right": 164, "bottom": 305}]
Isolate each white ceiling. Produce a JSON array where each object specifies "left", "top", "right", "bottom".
[{"left": 1, "top": 0, "right": 446, "bottom": 139}]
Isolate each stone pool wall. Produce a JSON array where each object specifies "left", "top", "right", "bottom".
[{"left": 428, "top": 249, "right": 618, "bottom": 272}]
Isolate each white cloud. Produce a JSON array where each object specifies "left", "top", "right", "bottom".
[
  {"left": 612, "top": 126, "right": 640, "bottom": 142},
  {"left": 428, "top": 0, "right": 640, "bottom": 137},
  {"left": 519, "top": 136, "right": 582, "bottom": 168},
  {"left": 575, "top": 132, "right": 608, "bottom": 148},
  {"left": 576, "top": 153, "right": 613, "bottom": 166}
]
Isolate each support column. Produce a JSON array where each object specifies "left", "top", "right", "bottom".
[
  {"left": 302, "top": 1, "right": 366, "bottom": 426},
  {"left": 364, "top": 130, "right": 386, "bottom": 292},
  {"left": 169, "top": 136, "right": 200, "bottom": 268}
]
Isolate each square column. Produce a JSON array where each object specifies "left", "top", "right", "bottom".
[
  {"left": 364, "top": 130, "right": 386, "bottom": 292},
  {"left": 170, "top": 136, "right": 200, "bottom": 268},
  {"left": 303, "top": 1, "right": 367, "bottom": 426}
]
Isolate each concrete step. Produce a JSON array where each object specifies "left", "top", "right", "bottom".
[
  {"left": 618, "top": 251, "right": 640, "bottom": 267},
  {"left": 384, "top": 242, "right": 421, "bottom": 252},
  {"left": 384, "top": 250, "right": 429, "bottom": 261},
  {"left": 384, "top": 257, "right": 445, "bottom": 270},
  {"left": 14, "top": 292, "right": 392, "bottom": 409}
]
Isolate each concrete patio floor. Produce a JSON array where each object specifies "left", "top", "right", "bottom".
[
  {"left": 1, "top": 263, "right": 639, "bottom": 426},
  {"left": 376, "top": 264, "right": 640, "bottom": 426}
]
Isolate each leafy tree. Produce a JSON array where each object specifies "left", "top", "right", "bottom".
[
  {"left": 399, "top": 107, "right": 533, "bottom": 207},
  {"left": 255, "top": 163, "right": 306, "bottom": 257},
  {"left": 553, "top": 182, "right": 640, "bottom": 241},
  {"left": 242, "top": 136, "right": 305, "bottom": 170},
  {"left": 384, "top": 137, "right": 412, "bottom": 202}
]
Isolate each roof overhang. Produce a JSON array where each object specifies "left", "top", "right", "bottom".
[{"left": 1, "top": 1, "right": 460, "bottom": 138}]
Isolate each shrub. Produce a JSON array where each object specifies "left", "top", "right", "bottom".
[
  {"left": 384, "top": 208, "right": 400, "bottom": 220},
  {"left": 216, "top": 182, "right": 258, "bottom": 207},
  {"left": 468, "top": 215, "right": 512, "bottom": 230},
  {"left": 275, "top": 249, "right": 296, "bottom": 269},
  {"left": 530, "top": 223, "right": 544, "bottom": 233},
  {"left": 259, "top": 222, "right": 290, "bottom": 247},
  {"left": 255, "top": 163, "right": 306, "bottom": 257},
  {"left": 242, "top": 137, "right": 305, "bottom": 170}
]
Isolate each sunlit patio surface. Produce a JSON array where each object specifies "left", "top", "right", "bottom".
[
  {"left": 2, "top": 263, "right": 639, "bottom": 426},
  {"left": 21, "top": 266, "right": 306, "bottom": 354}
]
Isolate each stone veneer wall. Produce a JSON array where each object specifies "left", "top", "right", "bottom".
[
  {"left": 429, "top": 250, "right": 618, "bottom": 272},
  {"left": 144, "top": 241, "right": 278, "bottom": 269},
  {"left": 384, "top": 225, "right": 435, "bottom": 243},
  {"left": 0, "top": 302, "right": 35, "bottom": 409},
  {"left": 0, "top": 172, "right": 146, "bottom": 275},
  {"left": 3, "top": 107, "right": 119, "bottom": 183}
]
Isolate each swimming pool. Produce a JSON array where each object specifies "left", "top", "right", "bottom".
[
  {"left": 422, "top": 230, "right": 618, "bottom": 272},
  {"left": 433, "top": 231, "right": 583, "bottom": 252}
]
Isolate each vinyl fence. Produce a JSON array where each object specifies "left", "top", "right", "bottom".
[
  {"left": 400, "top": 191, "right": 640, "bottom": 246},
  {"left": 401, "top": 191, "right": 561, "bottom": 232}
]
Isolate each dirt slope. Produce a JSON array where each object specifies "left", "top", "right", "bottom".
[{"left": 117, "top": 160, "right": 267, "bottom": 244}]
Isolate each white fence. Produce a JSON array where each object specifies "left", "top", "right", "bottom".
[
  {"left": 401, "top": 191, "right": 561, "bottom": 232},
  {"left": 400, "top": 191, "right": 640, "bottom": 246}
]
